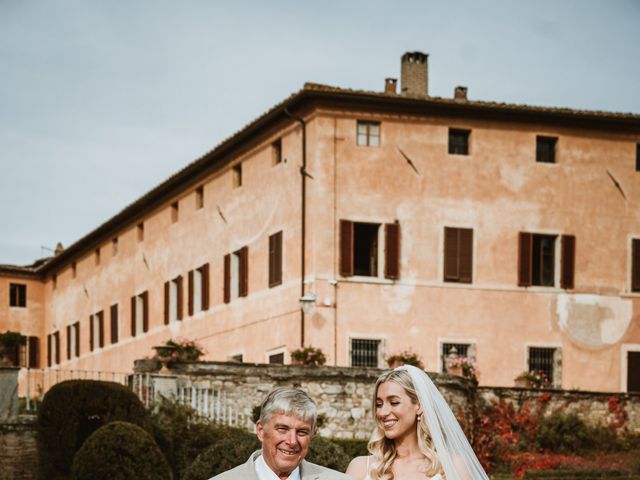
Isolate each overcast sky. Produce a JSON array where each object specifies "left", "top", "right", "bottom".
[{"left": 1, "top": 0, "right": 639, "bottom": 265}]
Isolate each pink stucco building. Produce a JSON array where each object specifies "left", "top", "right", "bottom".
[{"left": 2, "top": 52, "right": 640, "bottom": 392}]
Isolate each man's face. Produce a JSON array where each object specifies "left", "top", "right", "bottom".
[{"left": 256, "top": 412, "right": 314, "bottom": 478}]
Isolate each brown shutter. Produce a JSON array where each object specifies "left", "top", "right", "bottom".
[
  {"left": 177, "top": 276, "right": 184, "bottom": 320},
  {"left": 164, "top": 281, "right": 170, "bottom": 324},
  {"left": 98, "top": 311, "right": 105, "bottom": 348},
  {"left": 384, "top": 223, "right": 401, "bottom": 280},
  {"left": 55, "top": 333, "right": 60, "bottom": 364},
  {"left": 459, "top": 228, "right": 473, "bottom": 283},
  {"left": 224, "top": 254, "right": 231, "bottom": 303},
  {"left": 142, "top": 291, "right": 149, "bottom": 332},
  {"left": 561, "top": 235, "right": 576, "bottom": 289},
  {"left": 131, "top": 296, "right": 137, "bottom": 336},
  {"left": 632, "top": 239, "right": 640, "bottom": 292},
  {"left": 67, "top": 325, "right": 71, "bottom": 360},
  {"left": 239, "top": 246, "right": 249, "bottom": 297},
  {"left": 202, "top": 263, "right": 210, "bottom": 311},
  {"left": 28, "top": 337, "right": 39, "bottom": 368},
  {"left": 188, "top": 270, "right": 194, "bottom": 316},
  {"left": 269, "top": 234, "right": 276, "bottom": 286},
  {"left": 90, "top": 315, "right": 94, "bottom": 351},
  {"left": 518, "top": 232, "right": 533, "bottom": 287},
  {"left": 75, "top": 322, "right": 80, "bottom": 357},
  {"left": 339, "top": 220, "right": 354, "bottom": 276},
  {"left": 110, "top": 305, "right": 118, "bottom": 344},
  {"left": 47, "top": 334, "right": 52, "bottom": 367},
  {"left": 444, "top": 227, "right": 459, "bottom": 281}
]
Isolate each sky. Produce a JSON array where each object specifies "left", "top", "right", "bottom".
[{"left": 1, "top": 0, "right": 639, "bottom": 265}]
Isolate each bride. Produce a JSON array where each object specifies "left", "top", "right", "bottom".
[{"left": 346, "top": 365, "right": 488, "bottom": 480}]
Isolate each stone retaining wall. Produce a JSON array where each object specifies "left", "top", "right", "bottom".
[{"left": 0, "top": 416, "right": 38, "bottom": 480}]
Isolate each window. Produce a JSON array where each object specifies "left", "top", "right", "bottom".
[
  {"left": 351, "top": 338, "right": 381, "bottom": 367},
  {"left": 528, "top": 347, "right": 560, "bottom": 386},
  {"left": 269, "top": 231, "right": 283, "bottom": 287},
  {"left": 444, "top": 227, "right": 473, "bottom": 283},
  {"left": 95, "top": 247, "right": 101, "bottom": 266},
  {"left": 26, "top": 337, "right": 39, "bottom": 368},
  {"left": 71, "top": 262, "right": 77, "bottom": 278},
  {"left": 47, "top": 332, "right": 60, "bottom": 366},
  {"left": 224, "top": 247, "right": 248, "bottom": 303},
  {"left": 448, "top": 128, "right": 470, "bottom": 155},
  {"left": 9, "top": 283, "right": 26, "bottom": 307},
  {"left": 339, "top": 220, "right": 400, "bottom": 279},
  {"left": 441, "top": 343, "right": 475, "bottom": 373},
  {"left": 229, "top": 353, "right": 243, "bottom": 363},
  {"left": 112, "top": 237, "right": 118, "bottom": 256},
  {"left": 110, "top": 304, "right": 118, "bottom": 344},
  {"left": 137, "top": 222, "right": 144, "bottom": 242},
  {"left": 636, "top": 144, "right": 640, "bottom": 172},
  {"left": 272, "top": 139, "right": 282, "bottom": 165},
  {"left": 536, "top": 136, "right": 557, "bottom": 163},
  {"left": 196, "top": 186, "right": 204, "bottom": 209},
  {"left": 628, "top": 351, "right": 640, "bottom": 392},
  {"left": 357, "top": 121, "right": 380, "bottom": 147},
  {"left": 131, "top": 291, "right": 149, "bottom": 337},
  {"left": 67, "top": 322, "right": 79, "bottom": 359},
  {"left": 232, "top": 164, "right": 242, "bottom": 188},
  {"left": 269, "top": 352, "right": 284, "bottom": 364},
  {"left": 52, "top": 274, "right": 57, "bottom": 290},
  {"left": 188, "top": 264, "right": 210, "bottom": 315},
  {"left": 518, "top": 232, "right": 575, "bottom": 288},
  {"left": 0, "top": 335, "right": 36, "bottom": 366},
  {"left": 171, "top": 201, "right": 179, "bottom": 223},
  {"left": 90, "top": 311, "right": 104, "bottom": 351},
  {"left": 632, "top": 239, "right": 640, "bottom": 292},
  {"left": 164, "top": 276, "right": 184, "bottom": 324}
]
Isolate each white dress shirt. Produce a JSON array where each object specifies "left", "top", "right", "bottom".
[{"left": 254, "top": 453, "right": 301, "bottom": 480}]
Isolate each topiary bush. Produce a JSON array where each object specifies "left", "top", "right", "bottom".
[
  {"left": 182, "top": 429, "right": 260, "bottom": 480},
  {"left": 37, "top": 380, "right": 151, "bottom": 480},
  {"left": 70, "top": 421, "right": 171, "bottom": 480}
]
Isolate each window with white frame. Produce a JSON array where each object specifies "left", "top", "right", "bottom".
[
  {"left": 350, "top": 338, "right": 381, "bottom": 367},
  {"left": 528, "top": 346, "right": 561, "bottom": 386}
]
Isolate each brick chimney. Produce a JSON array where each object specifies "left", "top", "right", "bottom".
[
  {"left": 384, "top": 78, "right": 397, "bottom": 94},
  {"left": 454, "top": 86, "right": 468, "bottom": 101},
  {"left": 400, "top": 51, "right": 429, "bottom": 97}
]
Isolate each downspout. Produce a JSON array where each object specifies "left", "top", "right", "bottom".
[{"left": 284, "top": 108, "right": 307, "bottom": 347}]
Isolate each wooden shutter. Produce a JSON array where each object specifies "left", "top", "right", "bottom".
[
  {"left": 202, "top": 263, "right": 210, "bottom": 311},
  {"left": 131, "top": 296, "right": 136, "bottom": 336},
  {"left": 459, "top": 228, "right": 473, "bottom": 283},
  {"left": 188, "top": 270, "right": 194, "bottom": 316},
  {"left": 561, "top": 235, "right": 576, "bottom": 289},
  {"left": 339, "top": 220, "right": 354, "bottom": 276},
  {"left": 67, "top": 325, "right": 71, "bottom": 360},
  {"left": 444, "top": 227, "right": 459, "bottom": 281},
  {"left": 90, "top": 315, "right": 94, "bottom": 351},
  {"left": 269, "top": 232, "right": 283, "bottom": 287},
  {"left": 164, "top": 281, "right": 170, "bottom": 324},
  {"left": 632, "top": 239, "right": 640, "bottom": 292},
  {"left": 239, "top": 246, "right": 249, "bottom": 297},
  {"left": 384, "top": 223, "right": 401, "bottom": 280},
  {"left": 75, "top": 322, "right": 80, "bottom": 357},
  {"left": 47, "top": 334, "right": 51, "bottom": 367},
  {"left": 142, "top": 291, "right": 149, "bottom": 332},
  {"left": 518, "top": 232, "right": 533, "bottom": 287},
  {"left": 224, "top": 254, "right": 231, "bottom": 303},
  {"left": 28, "top": 336, "right": 39, "bottom": 368},
  {"left": 110, "top": 305, "right": 118, "bottom": 344},
  {"left": 98, "top": 311, "right": 104, "bottom": 348},
  {"left": 54, "top": 333, "right": 60, "bottom": 364},
  {"left": 177, "top": 275, "right": 184, "bottom": 320}
]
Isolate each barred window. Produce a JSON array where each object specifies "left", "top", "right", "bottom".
[
  {"left": 269, "top": 352, "right": 284, "bottom": 364},
  {"left": 528, "top": 347, "right": 556, "bottom": 384},
  {"left": 351, "top": 338, "right": 380, "bottom": 367},
  {"left": 441, "top": 343, "right": 473, "bottom": 373}
]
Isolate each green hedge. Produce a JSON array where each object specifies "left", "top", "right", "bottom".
[
  {"left": 37, "top": 380, "right": 151, "bottom": 480},
  {"left": 71, "top": 421, "right": 171, "bottom": 480}
]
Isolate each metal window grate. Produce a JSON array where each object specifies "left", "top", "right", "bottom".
[
  {"left": 269, "top": 352, "right": 284, "bottom": 364},
  {"left": 351, "top": 339, "right": 380, "bottom": 367},
  {"left": 441, "top": 343, "right": 470, "bottom": 373},
  {"left": 529, "top": 347, "right": 555, "bottom": 384}
]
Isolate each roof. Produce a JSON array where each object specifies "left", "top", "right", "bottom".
[{"left": 11, "top": 82, "right": 640, "bottom": 278}]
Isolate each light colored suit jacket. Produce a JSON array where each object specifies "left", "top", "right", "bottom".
[{"left": 209, "top": 450, "right": 351, "bottom": 480}]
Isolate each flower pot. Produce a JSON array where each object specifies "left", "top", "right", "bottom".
[
  {"left": 133, "top": 358, "right": 162, "bottom": 373},
  {"left": 515, "top": 378, "right": 531, "bottom": 388},
  {"left": 447, "top": 365, "right": 463, "bottom": 377}
]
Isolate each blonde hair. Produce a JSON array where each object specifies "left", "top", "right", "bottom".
[{"left": 367, "top": 369, "right": 443, "bottom": 480}]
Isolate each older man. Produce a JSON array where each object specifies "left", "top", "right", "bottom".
[{"left": 210, "top": 387, "right": 350, "bottom": 480}]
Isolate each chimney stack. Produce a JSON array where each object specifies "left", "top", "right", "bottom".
[
  {"left": 384, "top": 78, "right": 397, "bottom": 94},
  {"left": 400, "top": 51, "right": 429, "bottom": 97},
  {"left": 454, "top": 86, "right": 468, "bottom": 101}
]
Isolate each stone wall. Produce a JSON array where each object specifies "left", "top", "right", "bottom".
[{"left": 0, "top": 416, "right": 38, "bottom": 480}]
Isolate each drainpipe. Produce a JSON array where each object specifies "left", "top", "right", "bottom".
[{"left": 284, "top": 108, "right": 307, "bottom": 347}]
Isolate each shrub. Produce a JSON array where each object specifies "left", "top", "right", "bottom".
[
  {"left": 385, "top": 349, "right": 424, "bottom": 369},
  {"left": 70, "top": 421, "right": 171, "bottom": 480},
  {"left": 291, "top": 346, "right": 326, "bottom": 366},
  {"left": 37, "top": 380, "right": 151, "bottom": 480},
  {"left": 331, "top": 438, "right": 369, "bottom": 460},
  {"left": 536, "top": 413, "right": 594, "bottom": 453},
  {"left": 307, "top": 435, "right": 350, "bottom": 472},
  {"left": 182, "top": 430, "right": 260, "bottom": 480}
]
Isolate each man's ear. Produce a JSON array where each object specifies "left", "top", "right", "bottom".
[{"left": 256, "top": 420, "right": 265, "bottom": 442}]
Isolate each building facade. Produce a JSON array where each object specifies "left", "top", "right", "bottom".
[{"left": 2, "top": 52, "right": 640, "bottom": 392}]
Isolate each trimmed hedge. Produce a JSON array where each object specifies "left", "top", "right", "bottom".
[
  {"left": 307, "top": 435, "right": 350, "bottom": 472},
  {"left": 331, "top": 438, "right": 369, "bottom": 461},
  {"left": 70, "top": 421, "right": 171, "bottom": 480},
  {"left": 37, "top": 380, "right": 151, "bottom": 480}
]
